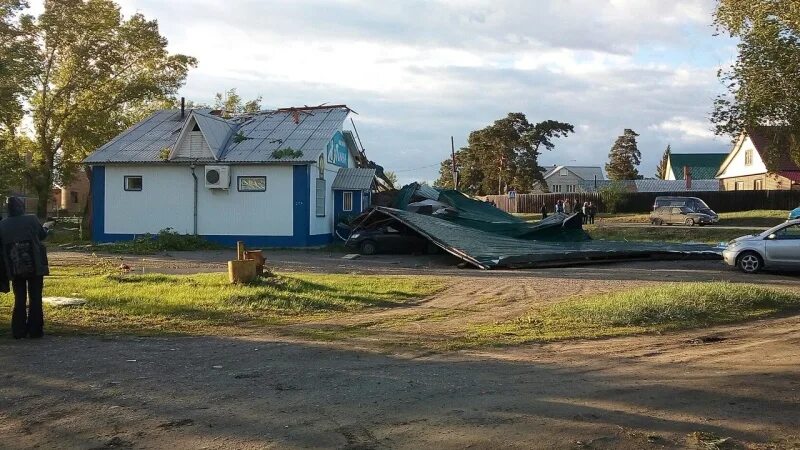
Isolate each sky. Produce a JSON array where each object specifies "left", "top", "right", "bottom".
[{"left": 38, "top": 0, "right": 739, "bottom": 185}]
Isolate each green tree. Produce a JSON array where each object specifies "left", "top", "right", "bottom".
[
  {"left": 655, "top": 144, "right": 671, "bottom": 179},
  {"left": 712, "top": 0, "right": 800, "bottom": 168},
  {"left": 605, "top": 129, "right": 641, "bottom": 181},
  {"left": 434, "top": 113, "right": 573, "bottom": 195},
  {"left": 0, "top": 0, "right": 37, "bottom": 136},
  {"left": 4, "top": 0, "right": 196, "bottom": 218},
  {"left": 213, "top": 88, "right": 262, "bottom": 117}
]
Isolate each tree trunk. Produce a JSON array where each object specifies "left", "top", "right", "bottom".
[{"left": 34, "top": 171, "right": 54, "bottom": 220}]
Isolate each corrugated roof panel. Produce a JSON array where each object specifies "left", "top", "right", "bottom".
[
  {"left": 85, "top": 106, "right": 350, "bottom": 165},
  {"left": 332, "top": 168, "right": 376, "bottom": 190}
]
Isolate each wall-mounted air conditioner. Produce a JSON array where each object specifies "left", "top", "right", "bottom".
[{"left": 205, "top": 165, "right": 230, "bottom": 189}]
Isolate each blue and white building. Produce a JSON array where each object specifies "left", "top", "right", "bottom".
[{"left": 84, "top": 105, "right": 377, "bottom": 246}]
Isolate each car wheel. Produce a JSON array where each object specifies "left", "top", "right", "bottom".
[
  {"left": 685, "top": 218, "right": 695, "bottom": 226},
  {"left": 359, "top": 240, "right": 377, "bottom": 255},
  {"left": 654, "top": 218, "right": 663, "bottom": 226},
  {"left": 737, "top": 251, "right": 763, "bottom": 274}
]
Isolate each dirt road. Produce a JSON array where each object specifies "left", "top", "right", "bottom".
[{"left": 0, "top": 251, "right": 798, "bottom": 448}]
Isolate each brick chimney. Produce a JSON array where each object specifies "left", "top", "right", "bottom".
[{"left": 684, "top": 166, "right": 692, "bottom": 190}]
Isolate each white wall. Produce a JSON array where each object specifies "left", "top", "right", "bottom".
[
  {"left": 105, "top": 165, "right": 194, "bottom": 235},
  {"left": 104, "top": 164, "right": 294, "bottom": 236},
  {"left": 719, "top": 137, "right": 768, "bottom": 178},
  {"left": 198, "top": 165, "right": 293, "bottom": 236}
]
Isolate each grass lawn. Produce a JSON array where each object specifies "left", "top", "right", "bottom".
[
  {"left": 586, "top": 225, "right": 750, "bottom": 244},
  {"left": 465, "top": 282, "right": 800, "bottom": 347},
  {"left": 0, "top": 267, "right": 444, "bottom": 336},
  {"left": 596, "top": 210, "right": 788, "bottom": 227}
]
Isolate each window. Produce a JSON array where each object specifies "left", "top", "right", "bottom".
[
  {"left": 735, "top": 181, "right": 745, "bottom": 191},
  {"left": 238, "top": 176, "right": 266, "bottom": 192},
  {"left": 316, "top": 178, "right": 326, "bottom": 217},
  {"left": 566, "top": 185, "right": 576, "bottom": 193},
  {"left": 744, "top": 149, "right": 753, "bottom": 166},
  {"left": 70, "top": 191, "right": 79, "bottom": 204},
  {"left": 754, "top": 179, "right": 763, "bottom": 190},
  {"left": 124, "top": 176, "right": 142, "bottom": 191},
  {"left": 559, "top": 168, "right": 568, "bottom": 176},
  {"left": 552, "top": 184, "right": 562, "bottom": 193},
  {"left": 774, "top": 224, "right": 800, "bottom": 240},
  {"left": 343, "top": 191, "right": 353, "bottom": 212}
]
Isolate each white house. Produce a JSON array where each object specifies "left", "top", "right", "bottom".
[
  {"left": 716, "top": 126, "right": 800, "bottom": 191},
  {"left": 539, "top": 165, "right": 604, "bottom": 193},
  {"left": 84, "top": 105, "right": 376, "bottom": 246}
]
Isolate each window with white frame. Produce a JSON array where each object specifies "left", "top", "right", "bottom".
[
  {"left": 316, "top": 178, "right": 326, "bottom": 216},
  {"left": 552, "top": 184, "right": 562, "bottom": 193},
  {"left": 735, "top": 181, "right": 745, "bottom": 191},
  {"left": 343, "top": 191, "right": 353, "bottom": 211},
  {"left": 559, "top": 168, "right": 568, "bottom": 176},
  {"left": 566, "top": 185, "right": 576, "bottom": 193},
  {"left": 124, "top": 176, "right": 143, "bottom": 191},
  {"left": 744, "top": 149, "right": 753, "bottom": 166},
  {"left": 754, "top": 179, "right": 763, "bottom": 190}
]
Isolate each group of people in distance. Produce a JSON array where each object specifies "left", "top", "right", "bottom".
[{"left": 541, "top": 199, "right": 597, "bottom": 224}]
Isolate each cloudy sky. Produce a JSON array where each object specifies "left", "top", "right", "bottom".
[{"left": 82, "top": 0, "right": 742, "bottom": 183}]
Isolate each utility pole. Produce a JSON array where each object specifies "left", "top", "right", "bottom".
[
  {"left": 450, "top": 136, "right": 458, "bottom": 190},
  {"left": 498, "top": 155, "right": 504, "bottom": 195}
]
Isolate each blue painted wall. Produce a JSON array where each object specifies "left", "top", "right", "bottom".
[{"left": 333, "top": 189, "right": 364, "bottom": 226}]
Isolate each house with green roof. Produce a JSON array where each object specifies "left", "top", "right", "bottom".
[{"left": 664, "top": 153, "right": 728, "bottom": 181}]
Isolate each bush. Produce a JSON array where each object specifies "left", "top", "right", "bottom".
[{"left": 103, "top": 228, "right": 222, "bottom": 254}]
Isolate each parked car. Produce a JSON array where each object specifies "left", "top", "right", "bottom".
[
  {"left": 653, "top": 196, "right": 719, "bottom": 223},
  {"left": 346, "top": 223, "right": 436, "bottom": 255},
  {"left": 789, "top": 205, "right": 800, "bottom": 220},
  {"left": 650, "top": 206, "right": 714, "bottom": 226},
  {"left": 723, "top": 219, "right": 800, "bottom": 273}
]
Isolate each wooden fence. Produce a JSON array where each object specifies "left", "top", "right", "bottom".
[{"left": 485, "top": 190, "right": 800, "bottom": 214}]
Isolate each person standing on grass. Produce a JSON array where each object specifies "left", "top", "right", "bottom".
[
  {"left": 0, "top": 197, "right": 51, "bottom": 339},
  {"left": 588, "top": 202, "right": 597, "bottom": 224},
  {"left": 540, "top": 203, "right": 548, "bottom": 220}
]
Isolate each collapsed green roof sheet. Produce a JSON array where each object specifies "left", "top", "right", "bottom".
[{"left": 373, "top": 207, "right": 721, "bottom": 269}]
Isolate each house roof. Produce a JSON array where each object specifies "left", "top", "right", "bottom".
[
  {"left": 542, "top": 165, "right": 604, "bottom": 181},
  {"left": 331, "top": 168, "right": 376, "bottom": 190},
  {"left": 84, "top": 106, "right": 351, "bottom": 165},
  {"left": 668, "top": 153, "right": 727, "bottom": 180},
  {"left": 746, "top": 126, "right": 800, "bottom": 172}
]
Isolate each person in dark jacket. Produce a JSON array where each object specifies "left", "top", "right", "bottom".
[
  {"left": 0, "top": 197, "right": 51, "bottom": 339},
  {"left": 540, "top": 203, "right": 547, "bottom": 220}
]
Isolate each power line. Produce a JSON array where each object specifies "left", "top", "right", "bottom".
[{"left": 392, "top": 162, "right": 442, "bottom": 173}]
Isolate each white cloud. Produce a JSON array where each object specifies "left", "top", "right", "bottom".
[{"left": 650, "top": 116, "right": 717, "bottom": 140}]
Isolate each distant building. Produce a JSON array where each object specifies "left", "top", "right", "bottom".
[
  {"left": 538, "top": 165, "right": 604, "bottom": 193},
  {"left": 51, "top": 170, "right": 90, "bottom": 216},
  {"left": 716, "top": 126, "right": 800, "bottom": 191},
  {"left": 664, "top": 153, "right": 727, "bottom": 181}
]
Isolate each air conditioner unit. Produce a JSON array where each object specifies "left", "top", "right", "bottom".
[{"left": 205, "top": 165, "right": 230, "bottom": 189}]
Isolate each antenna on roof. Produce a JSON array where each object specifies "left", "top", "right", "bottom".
[{"left": 181, "top": 97, "right": 185, "bottom": 120}]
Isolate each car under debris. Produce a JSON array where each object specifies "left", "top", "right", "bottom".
[{"left": 339, "top": 183, "right": 722, "bottom": 269}]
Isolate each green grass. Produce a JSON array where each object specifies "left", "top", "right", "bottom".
[
  {"left": 587, "top": 225, "right": 749, "bottom": 244},
  {"left": 597, "top": 210, "right": 788, "bottom": 227},
  {"left": 0, "top": 266, "right": 444, "bottom": 336},
  {"left": 465, "top": 282, "right": 800, "bottom": 347}
]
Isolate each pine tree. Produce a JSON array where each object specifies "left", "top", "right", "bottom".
[
  {"left": 605, "top": 129, "right": 641, "bottom": 180},
  {"left": 655, "top": 144, "right": 671, "bottom": 179}
]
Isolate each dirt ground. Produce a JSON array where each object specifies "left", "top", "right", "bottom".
[{"left": 1, "top": 251, "right": 799, "bottom": 449}]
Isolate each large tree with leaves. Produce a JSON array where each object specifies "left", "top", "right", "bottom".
[
  {"left": 213, "top": 88, "right": 262, "bottom": 118},
  {"left": 655, "top": 144, "right": 671, "bottom": 179},
  {"left": 2, "top": 0, "right": 196, "bottom": 217},
  {"left": 605, "top": 129, "right": 641, "bottom": 181},
  {"left": 434, "top": 113, "right": 573, "bottom": 195},
  {"left": 712, "top": 0, "right": 800, "bottom": 168}
]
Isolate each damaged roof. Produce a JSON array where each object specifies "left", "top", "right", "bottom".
[{"left": 85, "top": 106, "right": 351, "bottom": 165}]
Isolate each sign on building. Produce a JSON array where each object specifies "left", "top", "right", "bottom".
[{"left": 326, "top": 131, "right": 349, "bottom": 168}]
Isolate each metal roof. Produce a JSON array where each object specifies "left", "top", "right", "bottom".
[
  {"left": 577, "top": 179, "right": 720, "bottom": 192},
  {"left": 331, "top": 168, "right": 376, "bottom": 190},
  {"left": 667, "top": 153, "right": 727, "bottom": 180},
  {"left": 84, "top": 107, "right": 350, "bottom": 165},
  {"left": 543, "top": 165, "right": 604, "bottom": 181}
]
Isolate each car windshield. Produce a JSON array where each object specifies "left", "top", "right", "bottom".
[{"left": 695, "top": 199, "right": 711, "bottom": 210}]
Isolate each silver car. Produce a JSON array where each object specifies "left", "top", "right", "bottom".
[{"left": 723, "top": 219, "right": 800, "bottom": 273}]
